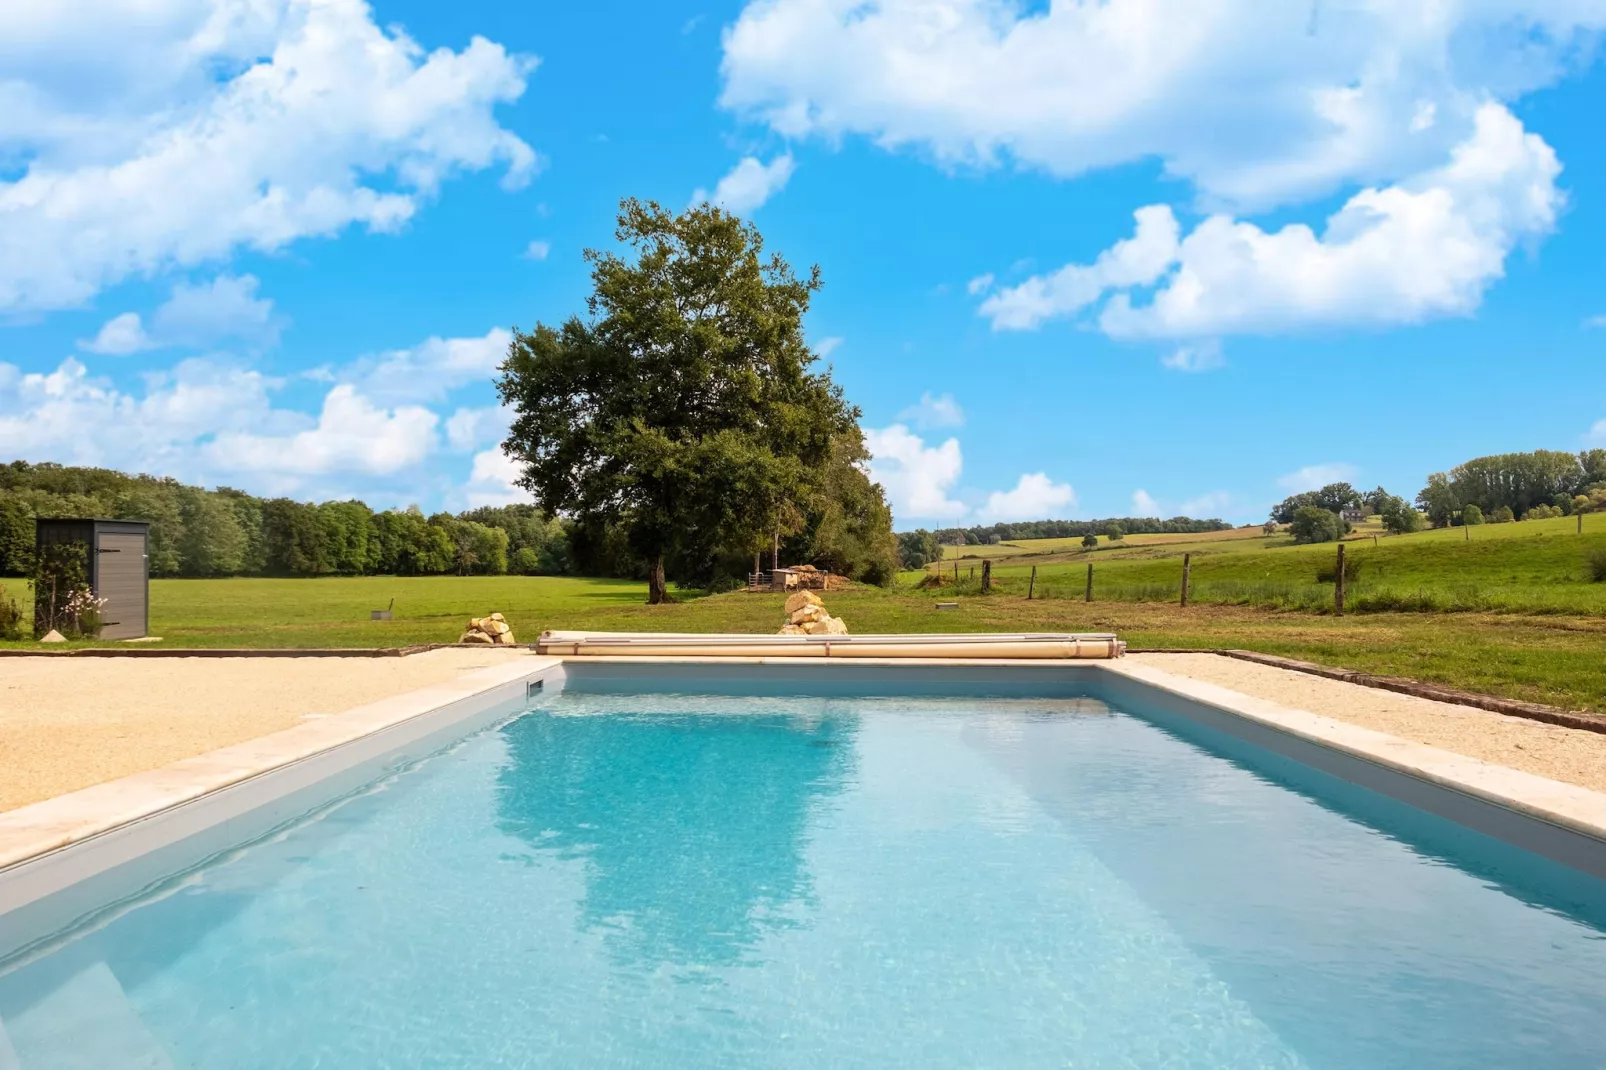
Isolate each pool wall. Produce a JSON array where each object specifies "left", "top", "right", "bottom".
[{"left": 3, "top": 655, "right": 1605, "bottom": 964}]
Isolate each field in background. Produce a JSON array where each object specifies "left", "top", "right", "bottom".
[{"left": 928, "top": 514, "right": 1606, "bottom": 615}]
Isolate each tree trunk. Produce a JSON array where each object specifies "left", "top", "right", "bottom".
[{"left": 647, "top": 555, "right": 667, "bottom": 605}]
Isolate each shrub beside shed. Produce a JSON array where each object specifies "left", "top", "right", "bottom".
[{"left": 34, "top": 518, "right": 151, "bottom": 640}]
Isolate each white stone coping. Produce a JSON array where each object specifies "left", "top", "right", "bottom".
[{"left": 0, "top": 656, "right": 562, "bottom": 873}]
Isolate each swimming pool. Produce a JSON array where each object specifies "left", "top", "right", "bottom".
[{"left": 2, "top": 667, "right": 1604, "bottom": 1068}]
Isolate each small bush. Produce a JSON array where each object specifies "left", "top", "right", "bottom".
[
  {"left": 1081, "top": 533, "right": 1098, "bottom": 549},
  {"left": 1461, "top": 504, "right": 1484, "bottom": 526},
  {"left": 1103, "top": 522, "right": 1124, "bottom": 541},
  {"left": 0, "top": 585, "right": 24, "bottom": 640},
  {"left": 1586, "top": 549, "right": 1606, "bottom": 584},
  {"left": 1523, "top": 504, "right": 1562, "bottom": 521},
  {"left": 1491, "top": 506, "right": 1515, "bottom": 523}
]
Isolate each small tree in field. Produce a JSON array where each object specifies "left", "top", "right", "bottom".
[
  {"left": 499, "top": 200, "right": 861, "bottom": 604},
  {"left": 1461, "top": 504, "right": 1484, "bottom": 525},
  {"left": 1103, "top": 522, "right": 1124, "bottom": 541},
  {"left": 1289, "top": 506, "right": 1343, "bottom": 544},
  {"left": 1081, "top": 533, "right": 1098, "bottom": 550}
]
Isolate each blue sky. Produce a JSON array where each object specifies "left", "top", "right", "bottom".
[{"left": 2, "top": 1, "right": 1604, "bottom": 527}]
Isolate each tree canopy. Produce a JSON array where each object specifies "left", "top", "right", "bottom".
[
  {"left": 498, "top": 199, "right": 886, "bottom": 602},
  {"left": 1271, "top": 482, "right": 1361, "bottom": 524}
]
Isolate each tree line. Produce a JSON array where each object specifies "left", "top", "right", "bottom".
[
  {"left": 0, "top": 461, "right": 570, "bottom": 579},
  {"left": 1416, "top": 450, "right": 1606, "bottom": 527}
]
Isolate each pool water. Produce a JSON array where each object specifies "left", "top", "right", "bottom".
[{"left": 3, "top": 689, "right": 1605, "bottom": 1068}]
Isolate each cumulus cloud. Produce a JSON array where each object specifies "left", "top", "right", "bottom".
[
  {"left": 0, "top": 0, "right": 537, "bottom": 312},
  {"left": 444, "top": 404, "right": 511, "bottom": 452},
  {"left": 0, "top": 324, "right": 515, "bottom": 500},
  {"left": 463, "top": 447, "right": 528, "bottom": 507},
  {"left": 979, "top": 205, "right": 1180, "bottom": 330},
  {"left": 1131, "top": 489, "right": 1160, "bottom": 515},
  {"left": 1179, "top": 491, "right": 1233, "bottom": 517},
  {"left": 976, "top": 473, "right": 1076, "bottom": 523},
  {"left": 1277, "top": 463, "right": 1358, "bottom": 493},
  {"left": 83, "top": 274, "right": 281, "bottom": 354},
  {"left": 691, "top": 153, "right": 796, "bottom": 214},
  {"left": 524, "top": 240, "right": 551, "bottom": 261},
  {"left": 720, "top": 0, "right": 1603, "bottom": 210},
  {"left": 343, "top": 328, "right": 512, "bottom": 404},
  {"left": 862, "top": 423, "right": 966, "bottom": 520},
  {"left": 895, "top": 391, "right": 965, "bottom": 430},
  {"left": 983, "top": 105, "right": 1561, "bottom": 339},
  {"left": 81, "top": 313, "right": 153, "bottom": 356},
  {"left": 966, "top": 273, "right": 994, "bottom": 296},
  {"left": 207, "top": 385, "right": 438, "bottom": 478}
]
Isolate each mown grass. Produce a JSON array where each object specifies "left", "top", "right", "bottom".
[{"left": 6, "top": 573, "right": 1606, "bottom": 713}]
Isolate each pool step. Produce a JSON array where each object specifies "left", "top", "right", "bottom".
[{"left": 0, "top": 962, "right": 174, "bottom": 1069}]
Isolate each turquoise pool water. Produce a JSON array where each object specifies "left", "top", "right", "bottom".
[{"left": 2, "top": 688, "right": 1605, "bottom": 1068}]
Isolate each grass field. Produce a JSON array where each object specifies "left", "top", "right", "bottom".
[
  {"left": 5, "top": 567, "right": 1606, "bottom": 713},
  {"left": 931, "top": 514, "right": 1606, "bottom": 615}
]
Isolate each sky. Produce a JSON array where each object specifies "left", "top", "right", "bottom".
[{"left": 2, "top": 1, "right": 1605, "bottom": 528}]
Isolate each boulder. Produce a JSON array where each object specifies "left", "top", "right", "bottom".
[
  {"left": 489, "top": 613, "right": 506, "bottom": 622},
  {"left": 493, "top": 629, "right": 518, "bottom": 646},
  {"left": 39, "top": 629, "right": 66, "bottom": 643},
  {"left": 788, "top": 603, "right": 827, "bottom": 625},
  {"left": 822, "top": 616, "right": 849, "bottom": 635},
  {"left": 459, "top": 629, "right": 495, "bottom": 644},
  {"left": 460, "top": 613, "right": 515, "bottom": 645},
  {"left": 784, "top": 590, "right": 823, "bottom": 615},
  {"left": 777, "top": 623, "right": 806, "bottom": 636}
]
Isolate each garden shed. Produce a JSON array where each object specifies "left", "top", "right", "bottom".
[{"left": 35, "top": 518, "right": 150, "bottom": 640}]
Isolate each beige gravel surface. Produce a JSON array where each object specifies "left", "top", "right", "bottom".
[
  {"left": 0, "top": 649, "right": 529, "bottom": 812},
  {"left": 1132, "top": 652, "right": 1606, "bottom": 793}
]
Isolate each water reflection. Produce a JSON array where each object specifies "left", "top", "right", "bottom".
[{"left": 496, "top": 699, "right": 856, "bottom": 968}]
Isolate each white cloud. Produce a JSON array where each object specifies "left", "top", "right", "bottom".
[
  {"left": 976, "top": 472, "right": 1076, "bottom": 523},
  {"left": 1585, "top": 315, "right": 1606, "bottom": 329},
  {"left": 206, "top": 384, "right": 438, "bottom": 478},
  {"left": 0, "top": 324, "right": 517, "bottom": 501},
  {"left": 524, "top": 240, "right": 551, "bottom": 261},
  {"left": 815, "top": 336, "right": 843, "bottom": 357},
  {"left": 344, "top": 327, "right": 511, "bottom": 404},
  {"left": 464, "top": 446, "right": 528, "bottom": 507},
  {"left": 1131, "top": 489, "right": 1160, "bottom": 515},
  {"left": 444, "top": 404, "right": 510, "bottom": 452},
  {"left": 81, "top": 312, "right": 153, "bottom": 355},
  {"left": 1277, "top": 463, "right": 1358, "bottom": 493},
  {"left": 1160, "top": 340, "right": 1224, "bottom": 372},
  {"left": 1587, "top": 418, "right": 1606, "bottom": 445},
  {"left": 82, "top": 273, "right": 281, "bottom": 354},
  {"left": 980, "top": 205, "right": 1180, "bottom": 330},
  {"left": 984, "top": 105, "right": 1562, "bottom": 339},
  {"left": 0, "top": 0, "right": 537, "bottom": 313},
  {"left": 863, "top": 423, "right": 966, "bottom": 521},
  {"left": 691, "top": 153, "right": 796, "bottom": 214},
  {"left": 720, "top": 0, "right": 1603, "bottom": 210},
  {"left": 966, "top": 273, "right": 994, "bottom": 296},
  {"left": 896, "top": 391, "right": 965, "bottom": 430}
]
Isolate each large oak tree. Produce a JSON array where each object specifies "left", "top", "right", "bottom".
[{"left": 497, "top": 200, "right": 863, "bottom": 603}]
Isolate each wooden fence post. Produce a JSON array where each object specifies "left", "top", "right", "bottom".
[
  {"left": 1085, "top": 562, "right": 1094, "bottom": 602},
  {"left": 981, "top": 559, "right": 992, "bottom": 593},
  {"left": 1180, "top": 553, "right": 1191, "bottom": 607},
  {"left": 1334, "top": 543, "right": 1346, "bottom": 616},
  {"left": 953, "top": 561, "right": 959, "bottom": 584},
  {"left": 1028, "top": 565, "right": 1037, "bottom": 600},
  {"left": 1580, "top": 513, "right": 1585, "bottom": 535},
  {"left": 969, "top": 566, "right": 975, "bottom": 583}
]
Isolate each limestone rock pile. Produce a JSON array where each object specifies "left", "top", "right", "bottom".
[
  {"left": 777, "top": 590, "right": 849, "bottom": 636},
  {"left": 460, "top": 612, "right": 518, "bottom": 645}
]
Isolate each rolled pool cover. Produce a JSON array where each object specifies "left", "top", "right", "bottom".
[{"left": 536, "top": 631, "right": 1126, "bottom": 660}]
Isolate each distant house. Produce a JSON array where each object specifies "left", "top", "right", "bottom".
[{"left": 1340, "top": 507, "right": 1365, "bottom": 525}]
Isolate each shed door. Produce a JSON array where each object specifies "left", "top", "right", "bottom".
[{"left": 95, "top": 533, "right": 148, "bottom": 640}]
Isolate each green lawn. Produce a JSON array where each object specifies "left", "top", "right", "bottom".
[
  {"left": 7, "top": 571, "right": 1606, "bottom": 713},
  {"left": 931, "top": 514, "right": 1606, "bottom": 615}
]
